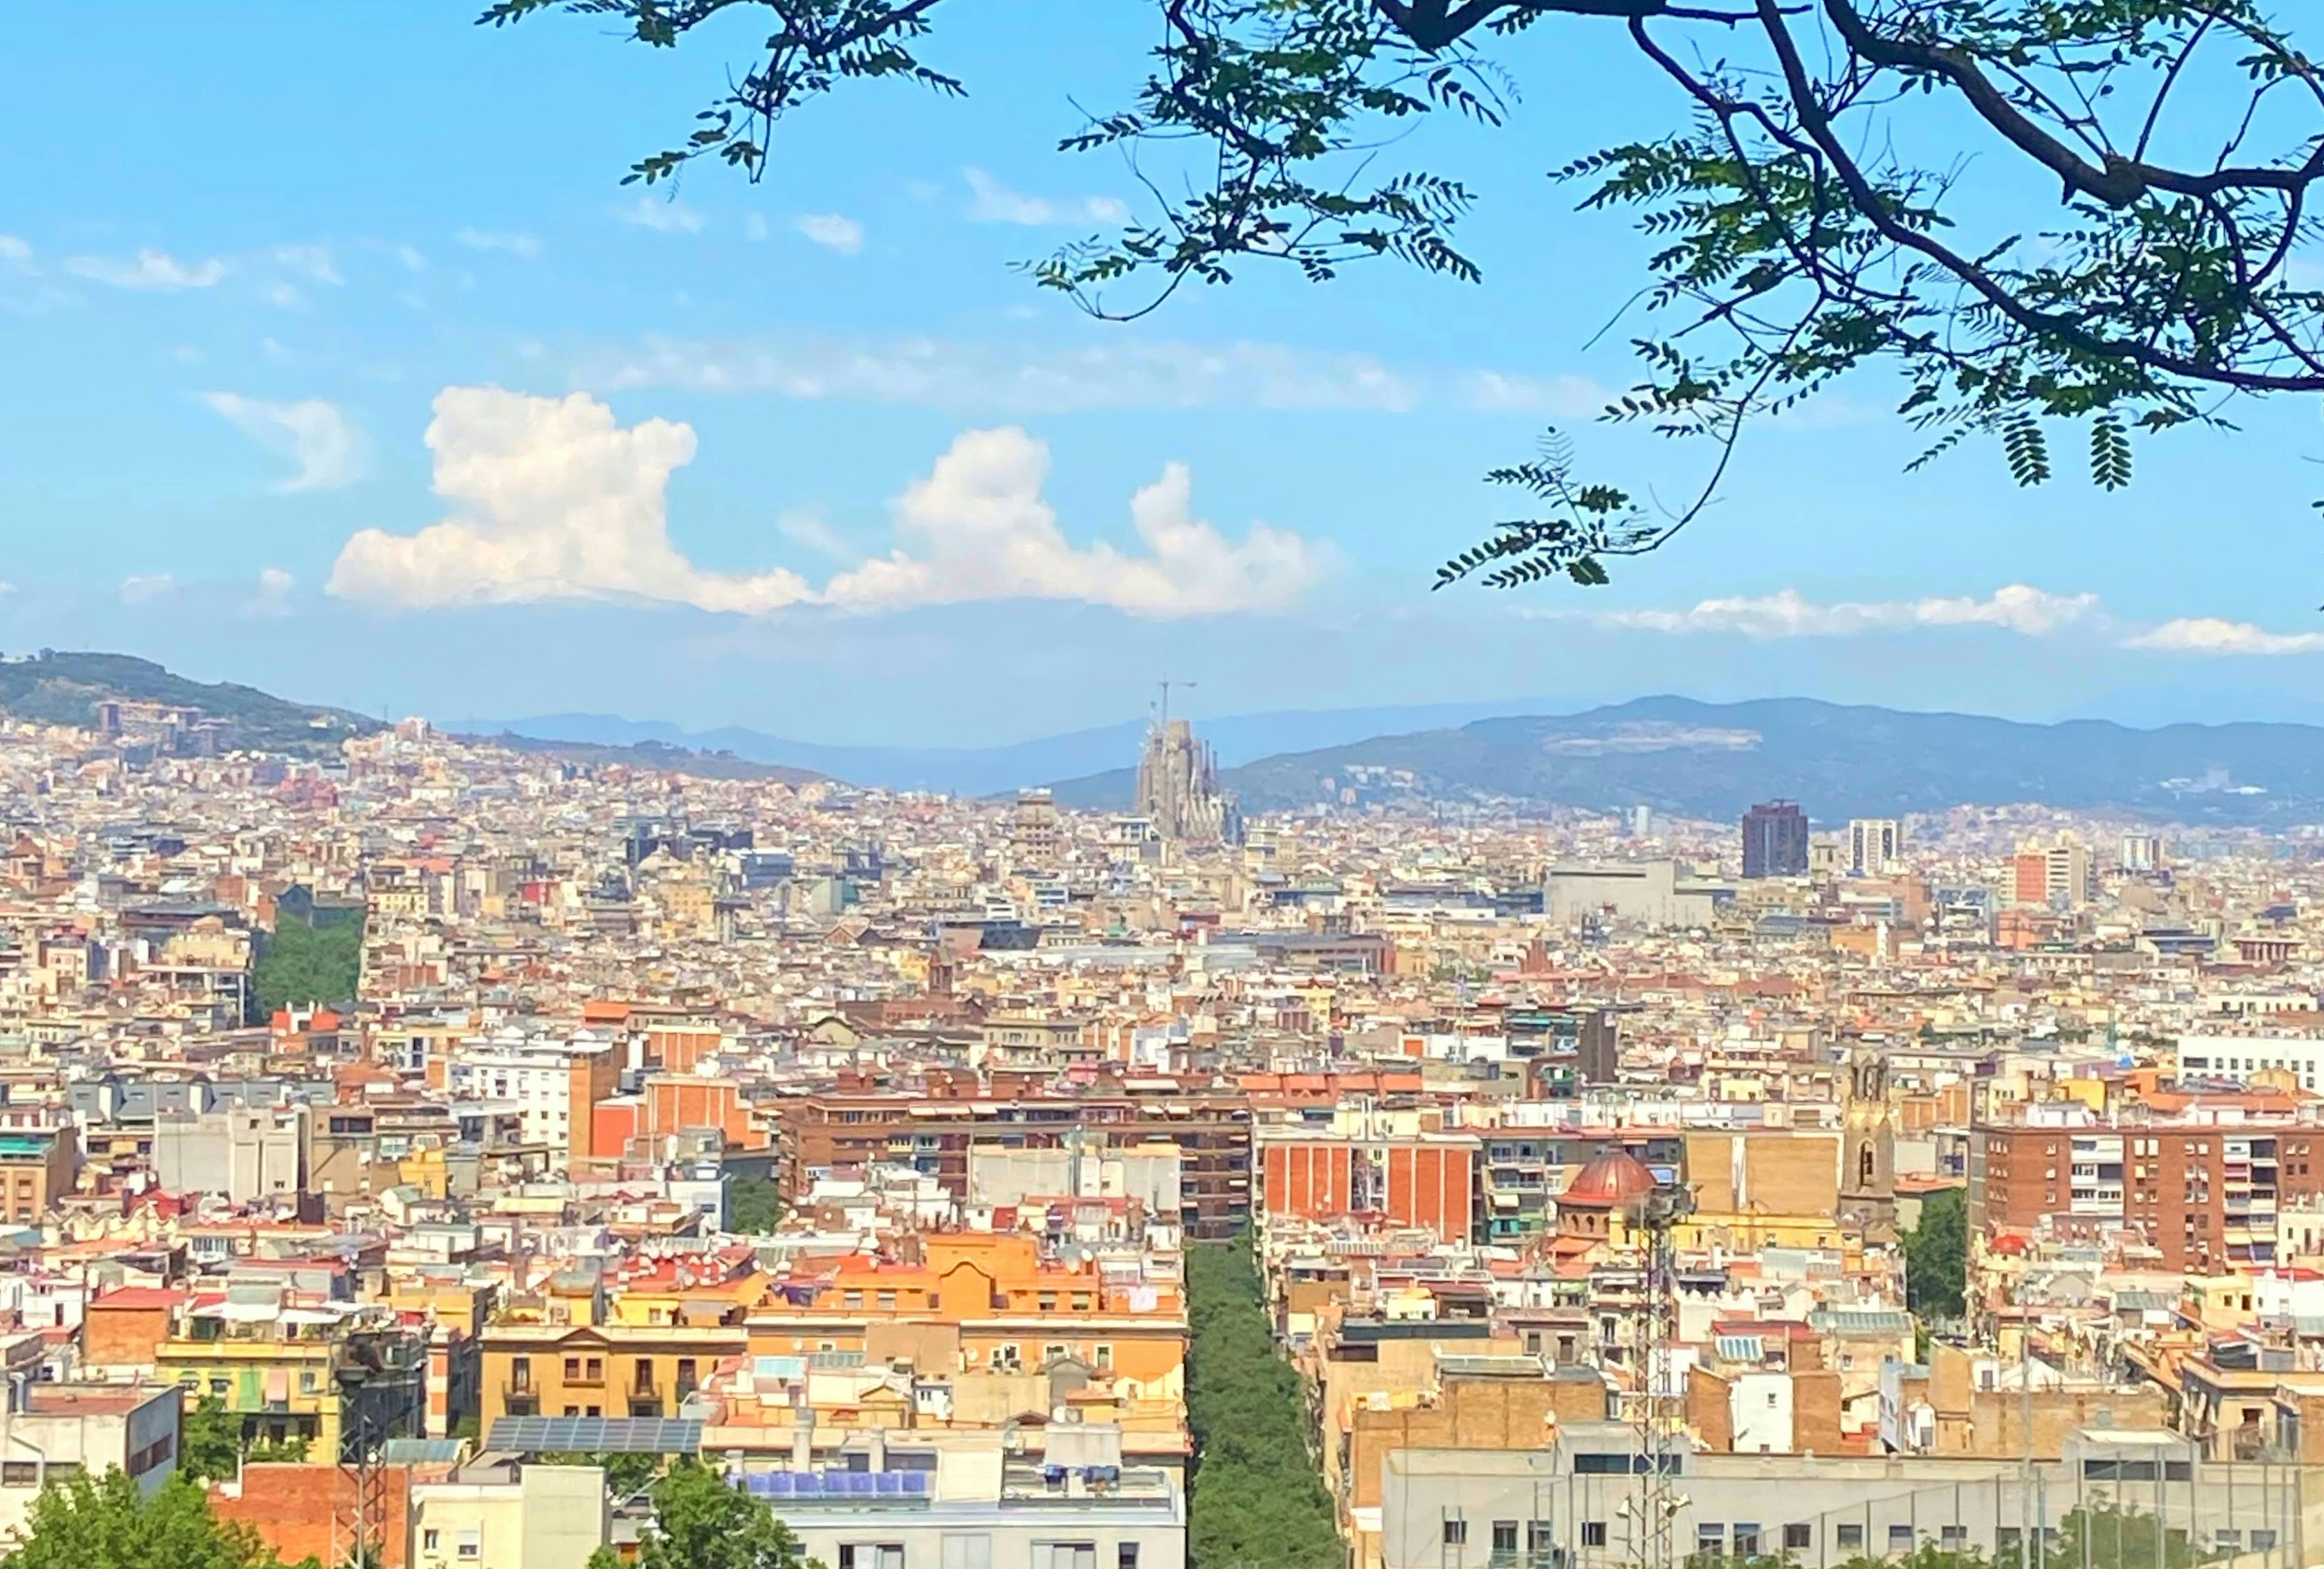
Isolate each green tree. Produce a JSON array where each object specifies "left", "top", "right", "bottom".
[
  {"left": 1903, "top": 1187, "right": 1969, "bottom": 1324},
  {"left": 252, "top": 914, "right": 362, "bottom": 1020},
  {"left": 481, "top": 1, "right": 2324, "bottom": 586},
  {"left": 541, "top": 1450, "right": 662, "bottom": 1496},
  {"left": 724, "top": 1174, "right": 784, "bottom": 1236},
  {"left": 177, "top": 1396, "right": 243, "bottom": 1485},
  {"left": 0, "top": 1469, "right": 316, "bottom": 1569},
  {"left": 598, "top": 1461, "right": 816, "bottom": 1569},
  {"left": 1183, "top": 1239, "right": 1339, "bottom": 1569}
]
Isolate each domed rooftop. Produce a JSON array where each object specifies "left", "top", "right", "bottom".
[{"left": 1560, "top": 1148, "right": 1661, "bottom": 1210}]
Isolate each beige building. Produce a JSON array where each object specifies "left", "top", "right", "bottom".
[{"left": 412, "top": 1458, "right": 608, "bottom": 1569}]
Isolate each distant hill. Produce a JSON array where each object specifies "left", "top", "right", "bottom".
[
  {"left": 1051, "top": 695, "right": 2324, "bottom": 824},
  {"left": 474, "top": 731, "right": 824, "bottom": 785},
  {"left": 0, "top": 650, "right": 380, "bottom": 756},
  {"left": 456, "top": 698, "right": 1551, "bottom": 797}
]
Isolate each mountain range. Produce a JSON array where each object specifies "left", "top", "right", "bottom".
[
  {"left": 1045, "top": 695, "right": 2324, "bottom": 824},
  {"left": 10, "top": 652, "right": 2324, "bottom": 823}
]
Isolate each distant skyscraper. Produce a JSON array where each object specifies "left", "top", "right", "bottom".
[
  {"left": 2121, "top": 832, "right": 2165, "bottom": 873},
  {"left": 1849, "top": 817, "right": 1902, "bottom": 876},
  {"left": 1134, "top": 719, "right": 1242, "bottom": 846},
  {"left": 1741, "top": 800, "right": 1809, "bottom": 879}
]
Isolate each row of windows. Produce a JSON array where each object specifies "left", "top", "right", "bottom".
[{"left": 831, "top": 1541, "right": 1140, "bottom": 1569}]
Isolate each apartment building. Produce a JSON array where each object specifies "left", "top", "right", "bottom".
[
  {"left": 444, "top": 1029, "right": 622, "bottom": 1173},
  {"left": 780, "top": 1087, "right": 1252, "bottom": 1239},
  {"left": 0, "top": 1384, "right": 182, "bottom": 1544},
  {"left": 479, "top": 1322, "right": 746, "bottom": 1424},
  {"left": 1257, "top": 1128, "right": 1479, "bottom": 1244},
  {"left": 0, "top": 1113, "right": 79, "bottom": 1225},
  {"left": 1968, "top": 1113, "right": 2324, "bottom": 1269},
  {"left": 156, "top": 1291, "right": 426, "bottom": 1460},
  {"left": 734, "top": 1425, "right": 1185, "bottom": 1569}
]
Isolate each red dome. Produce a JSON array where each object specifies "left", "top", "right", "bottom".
[{"left": 1560, "top": 1148, "right": 1661, "bottom": 1210}]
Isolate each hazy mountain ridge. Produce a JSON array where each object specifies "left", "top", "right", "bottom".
[{"left": 1057, "top": 696, "right": 2324, "bottom": 822}]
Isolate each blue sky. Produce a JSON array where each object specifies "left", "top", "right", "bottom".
[{"left": 2, "top": 1, "right": 2321, "bottom": 746}]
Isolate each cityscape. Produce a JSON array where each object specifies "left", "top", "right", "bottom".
[
  {"left": 13, "top": 3, "right": 2324, "bottom": 1569},
  {"left": 0, "top": 669, "right": 2319, "bottom": 1569}
]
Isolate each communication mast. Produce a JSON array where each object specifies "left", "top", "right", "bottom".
[{"left": 1621, "top": 1183, "right": 1696, "bottom": 1569}]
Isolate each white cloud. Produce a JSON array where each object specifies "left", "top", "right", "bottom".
[
  {"left": 794, "top": 213, "right": 864, "bottom": 255},
  {"left": 777, "top": 511, "right": 854, "bottom": 562},
  {"left": 270, "top": 244, "right": 341, "bottom": 286},
  {"left": 963, "top": 168, "right": 1129, "bottom": 227},
  {"left": 2124, "top": 617, "right": 2324, "bottom": 656},
  {"left": 743, "top": 213, "right": 770, "bottom": 243},
  {"left": 821, "top": 427, "right": 1322, "bottom": 618},
  {"left": 455, "top": 229, "right": 540, "bottom": 259},
  {"left": 1465, "top": 371, "right": 1609, "bottom": 416},
  {"left": 202, "top": 393, "right": 367, "bottom": 492},
  {"left": 327, "top": 388, "right": 1320, "bottom": 620},
  {"left": 65, "top": 248, "right": 226, "bottom": 291},
  {"left": 329, "top": 387, "right": 815, "bottom": 615},
  {"left": 395, "top": 244, "right": 429, "bottom": 272},
  {"left": 246, "top": 566, "right": 297, "bottom": 618},
  {"left": 583, "top": 333, "right": 1425, "bottom": 412},
  {"left": 0, "top": 236, "right": 31, "bottom": 270},
  {"left": 118, "top": 574, "right": 175, "bottom": 605},
  {"left": 618, "top": 196, "right": 705, "bottom": 234},
  {"left": 1586, "top": 583, "right": 2098, "bottom": 639}
]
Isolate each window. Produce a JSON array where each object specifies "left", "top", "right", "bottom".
[
  {"left": 564, "top": 1357, "right": 580, "bottom": 1381},
  {"left": 1119, "top": 1547, "right": 1140, "bottom": 1569},
  {"left": 1697, "top": 1527, "right": 1726, "bottom": 1558},
  {"left": 2253, "top": 1532, "right": 2279, "bottom": 1552},
  {"left": 423, "top": 1530, "right": 441, "bottom": 1553},
  {"left": 1035, "top": 1545, "right": 1097, "bottom": 1569},
  {"left": 1889, "top": 1525, "right": 1915, "bottom": 1552},
  {"left": 1583, "top": 1524, "right": 1607, "bottom": 1549},
  {"left": 1493, "top": 1522, "right": 1520, "bottom": 1554},
  {"left": 1837, "top": 1525, "right": 1865, "bottom": 1553},
  {"left": 1941, "top": 1527, "right": 1968, "bottom": 1551},
  {"left": 1785, "top": 1525, "right": 1813, "bottom": 1552},
  {"left": 1444, "top": 1519, "right": 1469, "bottom": 1547},
  {"left": 940, "top": 1538, "right": 991, "bottom": 1569},
  {"left": 1095, "top": 1344, "right": 1114, "bottom": 1371},
  {"left": 1733, "top": 1525, "right": 1760, "bottom": 1558},
  {"left": 511, "top": 1357, "right": 532, "bottom": 1390},
  {"left": 456, "top": 1530, "right": 482, "bottom": 1561},
  {"left": 1529, "top": 1522, "right": 1555, "bottom": 1554}
]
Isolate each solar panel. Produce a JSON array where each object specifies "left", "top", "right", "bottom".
[{"left": 484, "top": 1417, "right": 704, "bottom": 1455}]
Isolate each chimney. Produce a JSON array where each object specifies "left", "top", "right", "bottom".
[{"left": 791, "top": 1407, "right": 816, "bottom": 1471}]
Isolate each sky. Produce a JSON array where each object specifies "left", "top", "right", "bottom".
[{"left": 3, "top": 1, "right": 2322, "bottom": 747}]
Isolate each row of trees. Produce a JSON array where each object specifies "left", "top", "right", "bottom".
[{"left": 1183, "top": 1239, "right": 1341, "bottom": 1569}]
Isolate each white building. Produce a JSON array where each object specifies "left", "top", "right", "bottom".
[{"left": 1848, "top": 819, "right": 1902, "bottom": 876}]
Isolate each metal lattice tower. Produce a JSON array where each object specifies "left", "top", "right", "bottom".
[{"left": 1621, "top": 1185, "right": 1695, "bottom": 1569}]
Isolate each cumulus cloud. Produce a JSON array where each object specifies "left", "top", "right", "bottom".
[
  {"left": 794, "top": 213, "right": 865, "bottom": 255},
  {"left": 822, "top": 427, "right": 1323, "bottom": 617},
  {"left": 963, "top": 168, "right": 1129, "bottom": 227},
  {"left": 327, "top": 388, "right": 1320, "bottom": 620},
  {"left": 2124, "top": 617, "right": 2324, "bottom": 656},
  {"left": 65, "top": 247, "right": 226, "bottom": 290},
  {"left": 1586, "top": 584, "right": 2098, "bottom": 639},
  {"left": 618, "top": 196, "right": 705, "bottom": 234},
  {"left": 455, "top": 229, "right": 540, "bottom": 259},
  {"left": 329, "top": 388, "right": 815, "bottom": 615},
  {"left": 246, "top": 567, "right": 297, "bottom": 618},
  {"left": 202, "top": 393, "right": 367, "bottom": 492}
]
